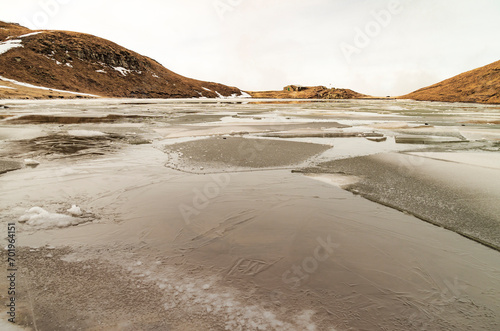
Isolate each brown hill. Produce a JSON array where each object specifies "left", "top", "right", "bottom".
[
  {"left": 0, "top": 21, "right": 242, "bottom": 99},
  {"left": 400, "top": 60, "right": 500, "bottom": 104},
  {"left": 248, "top": 85, "right": 369, "bottom": 99}
]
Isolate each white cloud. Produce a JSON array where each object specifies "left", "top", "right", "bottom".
[{"left": 0, "top": 0, "right": 499, "bottom": 96}]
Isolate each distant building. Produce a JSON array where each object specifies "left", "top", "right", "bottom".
[{"left": 284, "top": 85, "right": 308, "bottom": 92}]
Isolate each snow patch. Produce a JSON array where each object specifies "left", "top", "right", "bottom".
[
  {"left": 0, "top": 75, "right": 99, "bottom": 97},
  {"left": 121, "top": 259, "right": 320, "bottom": 331},
  {"left": 67, "top": 205, "right": 83, "bottom": 216},
  {"left": 0, "top": 85, "right": 16, "bottom": 89},
  {"left": 65, "top": 62, "right": 73, "bottom": 68},
  {"left": 214, "top": 91, "right": 252, "bottom": 99},
  {"left": 96, "top": 69, "right": 106, "bottom": 73},
  {"left": 0, "top": 39, "right": 23, "bottom": 56},
  {"left": 113, "top": 66, "right": 132, "bottom": 76},
  {"left": 18, "top": 31, "right": 43, "bottom": 38},
  {"left": 19, "top": 206, "right": 89, "bottom": 229},
  {"left": 202, "top": 87, "right": 212, "bottom": 92}
]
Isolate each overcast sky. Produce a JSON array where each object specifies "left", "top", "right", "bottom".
[{"left": 1, "top": 0, "right": 499, "bottom": 96}]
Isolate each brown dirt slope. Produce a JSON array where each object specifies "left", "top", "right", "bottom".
[
  {"left": 248, "top": 85, "right": 369, "bottom": 99},
  {"left": 0, "top": 21, "right": 242, "bottom": 99},
  {"left": 400, "top": 60, "right": 500, "bottom": 104}
]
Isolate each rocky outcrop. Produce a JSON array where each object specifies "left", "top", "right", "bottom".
[{"left": 248, "top": 85, "right": 369, "bottom": 99}]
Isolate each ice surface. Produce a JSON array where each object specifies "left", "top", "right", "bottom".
[
  {"left": 67, "top": 130, "right": 106, "bottom": 137},
  {"left": 19, "top": 206, "right": 87, "bottom": 229},
  {"left": 24, "top": 159, "right": 40, "bottom": 166},
  {"left": 0, "top": 39, "right": 22, "bottom": 56},
  {"left": 2, "top": 99, "right": 500, "bottom": 330},
  {"left": 408, "top": 152, "right": 500, "bottom": 170},
  {"left": 122, "top": 259, "right": 318, "bottom": 331},
  {"left": 0, "top": 318, "right": 29, "bottom": 330},
  {"left": 113, "top": 66, "right": 132, "bottom": 76},
  {"left": 67, "top": 205, "right": 83, "bottom": 216}
]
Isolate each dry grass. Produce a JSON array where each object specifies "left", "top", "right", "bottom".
[
  {"left": 0, "top": 21, "right": 241, "bottom": 99},
  {"left": 400, "top": 60, "right": 500, "bottom": 104}
]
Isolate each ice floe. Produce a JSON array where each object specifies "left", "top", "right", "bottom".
[{"left": 19, "top": 206, "right": 89, "bottom": 229}]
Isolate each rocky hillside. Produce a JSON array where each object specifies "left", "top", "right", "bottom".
[
  {"left": 248, "top": 85, "right": 369, "bottom": 99},
  {"left": 401, "top": 60, "right": 500, "bottom": 104},
  {"left": 0, "top": 22, "right": 243, "bottom": 99}
]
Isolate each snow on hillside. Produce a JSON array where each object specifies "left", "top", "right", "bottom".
[
  {"left": 0, "top": 75, "right": 99, "bottom": 97},
  {"left": 0, "top": 39, "right": 22, "bottom": 56},
  {"left": 213, "top": 91, "right": 252, "bottom": 99},
  {"left": 18, "top": 31, "right": 43, "bottom": 38},
  {"left": 0, "top": 32, "right": 43, "bottom": 56},
  {"left": 113, "top": 66, "right": 142, "bottom": 76}
]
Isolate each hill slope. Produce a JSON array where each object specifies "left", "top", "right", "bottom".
[
  {"left": 0, "top": 22, "right": 243, "bottom": 99},
  {"left": 248, "top": 85, "right": 369, "bottom": 99},
  {"left": 401, "top": 60, "right": 500, "bottom": 104}
]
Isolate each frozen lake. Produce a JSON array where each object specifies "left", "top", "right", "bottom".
[{"left": 1, "top": 98, "right": 499, "bottom": 330}]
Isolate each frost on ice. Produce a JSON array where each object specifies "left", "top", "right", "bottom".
[{"left": 19, "top": 206, "right": 90, "bottom": 229}]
